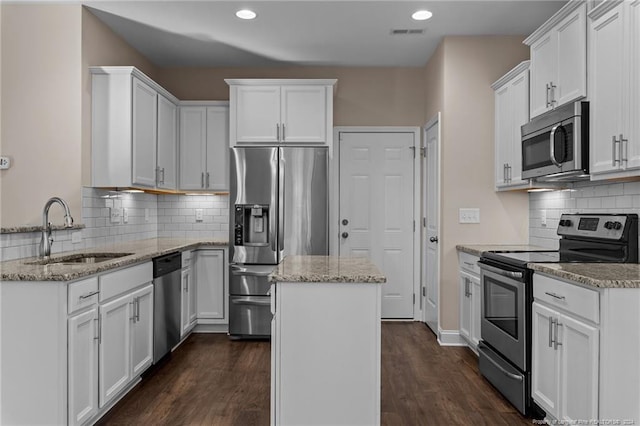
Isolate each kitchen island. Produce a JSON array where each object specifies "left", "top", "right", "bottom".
[{"left": 268, "top": 256, "right": 386, "bottom": 426}]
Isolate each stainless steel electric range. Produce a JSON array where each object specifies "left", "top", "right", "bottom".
[{"left": 477, "top": 213, "right": 639, "bottom": 417}]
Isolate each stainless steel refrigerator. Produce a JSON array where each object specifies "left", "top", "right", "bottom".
[{"left": 229, "top": 147, "right": 328, "bottom": 338}]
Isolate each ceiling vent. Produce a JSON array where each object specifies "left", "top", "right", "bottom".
[{"left": 390, "top": 29, "right": 425, "bottom": 35}]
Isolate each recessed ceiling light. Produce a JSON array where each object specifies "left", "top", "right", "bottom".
[
  {"left": 236, "top": 9, "right": 257, "bottom": 20},
  {"left": 411, "top": 10, "right": 433, "bottom": 21}
]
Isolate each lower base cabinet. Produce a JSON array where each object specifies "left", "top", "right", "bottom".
[
  {"left": 195, "top": 249, "right": 227, "bottom": 324},
  {"left": 458, "top": 251, "right": 481, "bottom": 352}
]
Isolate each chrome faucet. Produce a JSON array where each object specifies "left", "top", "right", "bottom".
[{"left": 40, "top": 197, "right": 74, "bottom": 258}]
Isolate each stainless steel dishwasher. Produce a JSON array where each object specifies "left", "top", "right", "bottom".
[{"left": 153, "top": 252, "right": 182, "bottom": 363}]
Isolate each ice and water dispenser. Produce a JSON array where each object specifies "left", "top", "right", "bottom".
[{"left": 234, "top": 204, "right": 270, "bottom": 246}]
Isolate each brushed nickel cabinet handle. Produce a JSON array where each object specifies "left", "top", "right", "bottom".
[
  {"left": 545, "top": 291, "right": 566, "bottom": 300},
  {"left": 206, "top": 172, "right": 210, "bottom": 188},
  {"left": 554, "top": 321, "right": 563, "bottom": 350},
  {"left": 548, "top": 317, "right": 554, "bottom": 348},
  {"left": 546, "top": 83, "right": 550, "bottom": 108},
  {"left": 282, "top": 123, "right": 286, "bottom": 141},
  {"left": 79, "top": 291, "right": 99, "bottom": 300},
  {"left": 201, "top": 172, "right": 205, "bottom": 188},
  {"left": 276, "top": 123, "right": 280, "bottom": 142},
  {"left": 621, "top": 134, "right": 628, "bottom": 163}
]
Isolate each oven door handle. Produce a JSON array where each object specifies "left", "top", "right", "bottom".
[
  {"left": 479, "top": 263, "right": 523, "bottom": 279},
  {"left": 482, "top": 349, "right": 524, "bottom": 382}
]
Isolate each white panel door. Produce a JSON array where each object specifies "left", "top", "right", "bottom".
[
  {"left": 281, "top": 85, "right": 327, "bottom": 143},
  {"left": 625, "top": 0, "right": 640, "bottom": 170},
  {"left": 529, "top": 34, "right": 556, "bottom": 119},
  {"left": 494, "top": 85, "right": 511, "bottom": 187},
  {"left": 179, "top": 107, "right": 207, "bottom": 190},
  {"left": 470, "top": 274, "right": 482, "bottom": 347},
  {"left": 132, "top": 77, "right": 158, "bottom": 187},
  {"left": 424, "top": 121, "right": 439, "bottom": 332},
  {"left": 206, "top": 106, "right": 230, "bottom": 190},
  {"left": 68, "top": 307, "right": 99, "bottom": 426},
  {"left": 532, "top": 302, "right": 560, "bottom": 418},
  {"left": 555, "top": 6, "right": 587, "bottom": 107},
  {"left": 157, "top": 94, "right": 177, "bottom": 190},
  {"left": 181, "top": 268, "right": 191, "bottom": 336},
  {"left": 235, "top": 86, "right": 280, "bottom": 143},
  {"left": 339, "top": 132, "right": 415, "bottom": 319},
  {"left": 196, "top": 249, "right": 225, "bottom": 320},
  {"left": 130, "top": 285, "right": 153, "bottom": 378},
  {"left": 99, "top": 293, "right": 132, "bottom": 408},
  {"left": 509, "top": 70, "right": 530, "bottom": 185},
  {"left": 589, "top": 5, "right": 625, "bottom": 175},
  {"left": 459, "top": 272, "right": 472, "bottom": 341}
]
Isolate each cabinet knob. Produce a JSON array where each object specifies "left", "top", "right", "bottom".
[{"left": 341, "top": 232, "right": 349, "bottom": 239}]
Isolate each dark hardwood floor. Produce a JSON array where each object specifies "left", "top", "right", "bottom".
[{"left": 98, "top": 322, "right": 531, "bottom": 425}]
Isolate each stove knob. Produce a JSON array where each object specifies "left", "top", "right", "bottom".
[
  {"left": 560, "top": 219, "right": 572, "bottom": 227},
  {"left": 614, "top": 221, "right": 623, "bottom": 230},
  {"left": 604, "top": 221, "right": 614, "bottom": 229}
]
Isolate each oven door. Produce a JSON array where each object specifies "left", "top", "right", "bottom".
[
  {"left": 480, "top": 262, "right": 527, "bottom": 371},
  {"left": 521, "top": 119, "right": 578, "bottom": 179}
]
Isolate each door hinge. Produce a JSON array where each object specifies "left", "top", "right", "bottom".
[
  {"left": 423, "top": 217, "right": 426, "bottom": 227},
  {"left": 421, "top": 147, "right": 426, "bottom": 158},
  {"left": 413, "top": 294, "right": 416, "bottom": 305},
  {"left": 422, "top": 286, "right": 426, "bottom": 297}
]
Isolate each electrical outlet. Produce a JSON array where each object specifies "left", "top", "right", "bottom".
[
  {"left": 110, "top": 207, "right": 121, "bottom": 224},
  {"left": 0, "top": 156, "right": 10, "bottom": 170},
  {"left": 541, "top": 210, "right": 547, "bottom": 227},
  {"left": 459, "top": 208, "right": 480, "bottom": 224},
  {"left": 71, "top": 231, "right": 82, "bottom": 244},
  {"left": 123, "top": 208, "right": 129, "bottom": 223},
  {"left": 195, "top": 209, "right": 204, "bottom": 221}
]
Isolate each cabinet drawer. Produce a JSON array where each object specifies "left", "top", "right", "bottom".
[
  {"left": 182, "top": 250, "right": 191, "bottom": 268},
  {"left": 68, "top": 277, "right": 99, "bottom": 314},
  {"left": 533, "top": 273, "right": 599, "bottom": 323},
  {"left": 459, "top": 252, "right": 480, "bottom": 275},
  {"left": 99, "top": 262, "right": 153, "bottom": 302}
]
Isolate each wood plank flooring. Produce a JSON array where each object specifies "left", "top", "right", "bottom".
[{"left": 98, "top": 322, "right": 530, "bottom": 425}]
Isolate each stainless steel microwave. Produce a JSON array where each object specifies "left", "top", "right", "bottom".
[{"left": 521, "top": 101, "right": 589, "bottom": 181}]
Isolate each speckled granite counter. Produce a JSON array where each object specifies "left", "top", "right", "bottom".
[
  {"left": 0, "top": 238, "right": 228, "bottom": 281},
  {"left": 269, "top": 255, "right": 386, "bottom": 283},
  {"left": 529, "top": 263, "right": 640, "bottom": 289},
  {"left": 456, "top": 244, "right": 551, "bottom": 257}
]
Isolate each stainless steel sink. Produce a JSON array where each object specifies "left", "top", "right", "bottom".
[{"left": 25, "top": 252, "right": 134, "bottom": 266}]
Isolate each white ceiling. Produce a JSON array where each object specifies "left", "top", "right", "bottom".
[{"left": 85, "top": 0, "right": 566, "bottom": 68}]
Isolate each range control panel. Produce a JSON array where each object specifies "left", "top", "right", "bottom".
[{"left": 557, "top": 213, "right": 638, "bottom": 240}]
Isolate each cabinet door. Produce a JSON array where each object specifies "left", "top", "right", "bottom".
[
  {"left": 281, "top": 86, "right": 328, "bottom": 144},
  {"left": 132, "top": 77, "right": 158, "bottom": 188},
  {"left": 206, "top": 106, "right": 230, "bottom": 190},
  {"left": 234, "top": 86, "right": 280, "bottom": 143},
  {"left": 130, "top": 285, "right": 154, "bottom": 378},
  {"left": 555, "top": 5, "right": 587, "bottom": 107},
  {"left": 532, "top": 302, "right": 560, "bottom": 418},
  {"left": 459, "top": 271, "right": 472, "bottom": 341},
  {"left": 589, "top": 5, "right": 625, "bottom": 175},
  {"left": 68, "top": 307, "right": 99, "bottom": 426},
  {"left": 508, "top": 70, "right": 529, "bottom": 185},
  {"left": 196, "top": 250, "right": 225, "bottom": 320},
  {"left": 189, "top": 263, "right": 197, "bottom": 325},
  {"left": 494, "top": 84, "right": 511, "bottom": 188},
  {"left": 157, "top": 94, "right": 177, "bottom": 190},
  {"left": 558, "top": 314, "right": 599, "bottom": 422},
  {"left": 529, "top": 33, "right": 557, "bottom": 119},
  {"left": 181, "top": 267, "right": 193, "bottom": 336},
  {"left": 179, "top": 107, "right": 207, "bottom": 190},
  {"left": 99, "top": 293, "right": 132, "bottom": 407},
  {"left": 625, "top": 1, "right": 640, "bottom": 170},
  {"left": 470, "top": 274, "right": 482, "bottom": 349}
]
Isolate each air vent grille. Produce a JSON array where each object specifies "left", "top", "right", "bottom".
[{"left": 390, "top": 29, "right": 425, "bottom": 35}]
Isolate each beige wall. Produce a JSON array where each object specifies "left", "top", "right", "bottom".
[
  {"left": 157, "top": 67, "right": 425, "bottom": 126},
  {"left": 436, "top": 36, "right": 530, "bottom": 331},
  {"left": 81, "top": 7, "right": 159, "bottom": 186},
  {"left": 0, "top": 4, "right": 82, "bottom": 227}
]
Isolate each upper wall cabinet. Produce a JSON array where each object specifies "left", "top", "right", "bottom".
[
  {"left": 525, "top": 3, "right": 587, "bottom": 119},
  {"left": 225, "top": 79, "right": 337, "bottom": 147},
  {"left": 91, "top": 67, "right": 179, "bottom": 190},
  {"left": 492, "top": 61, "right": 530, "bottom": 190},
  {"left": 179, "top": 102, "right": 229, "bottom": 192},
  {"left": 588, "top": 0, "right": 640, "bottom": 179}
]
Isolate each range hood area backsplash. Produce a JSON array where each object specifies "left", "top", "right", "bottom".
[
  {"left": 530, "top": 180, "right": 640, "bottom": 249},
  {"left": 0, "top": 187, "right": 230, "bottom": 261}
]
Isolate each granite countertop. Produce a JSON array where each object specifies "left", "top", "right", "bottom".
[
  {"left": 529, "top": 263, "right": 640, "bottom": 289},
  {"left": 456, "top": 244, "right": 551, "bottom": 257},
  {"left": 0, "top": 238, "right": 228, "bottom": 282},
  {"left": 269, "top": 256, "right": 386, "bottom": 283}
]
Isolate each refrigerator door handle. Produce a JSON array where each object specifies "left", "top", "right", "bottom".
[
  {"left": 270, "top": 150, "right": 279, "bottom": 253},
  {"left": 278, "top": 150, "right": 285, "bottom": 252}
]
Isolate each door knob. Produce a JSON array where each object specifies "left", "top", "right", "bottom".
[
  {"left": 342, "top": 219, "right": 349, "bottom": 226},
  {"left": 429, "top": 236, "right": 438, "bottom": 243},
  {"left": 341, "top": 232, "right": 349, "bottom": 239}
]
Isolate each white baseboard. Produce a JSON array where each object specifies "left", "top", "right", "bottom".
[
  {"left": 193, "top": 323, "right": 228, "bottom": 333},
  {"left": 437, "top": 328, "right": 467, "bottom": 346}
]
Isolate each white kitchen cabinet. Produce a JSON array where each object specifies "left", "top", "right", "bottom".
[
  {"left": 525, "top": 3, "right": 587, "bottom": 119},
  {"left": 178, "top": 103, "right": 229, "bottom": 191},
  {"left": 226, "top": 79, "right": 336, "bottom": 147},
  {"left": 589, "top": 1, "right": 640, "bottom": 179},
  {"left": 458, "top": 251, "right": 481, "bottom": 352},
  {"left": 157, "top": 94, "right": 178, "bottom": 190},
  {"left": 492, "top": 61, "right": 530, "bottom": 190},
  {"left": 91, "top": 66, "right": 179, "bottom": 190},
  {"left": 181, "top": 251, "right": 197, "bottom": 336},
  {"left": 532, "top": 274, "right": 600, "bottom": 423},
  {"left": 68, "top": 307, "right": 99, "bottom": 426},
  {"left": 130, "top": 285, "right": 154, "bottom": 377},
  {"left": 195, "top": 249, "right": 227, "bottom": 323}
]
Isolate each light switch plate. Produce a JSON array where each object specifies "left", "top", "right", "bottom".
[
  {"left": 123, "top": 208, "right": 129, "bottom": 223},
  {"left": 110, "top": 207, "right": 121, "bottom": 224},
  {"left": 195, "top": 209, "right": 204, "bottom": 221},
  {"left": 0, "top": 156, "right": 11, "bottom": 170},
  {"left": 541, "top": 210, "right": 547, "bottom": 227},
  {"left": 459, "top": 208, "right": 480, "bottom": 224}
]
